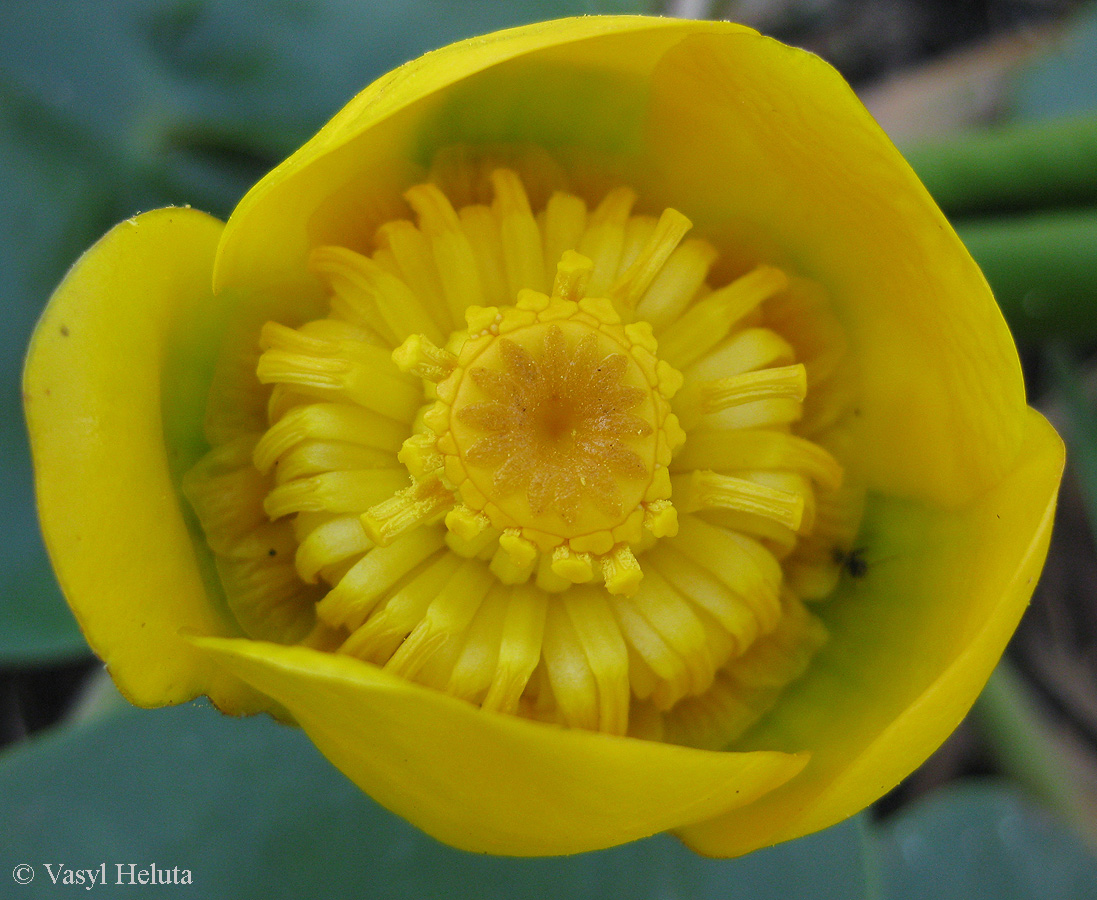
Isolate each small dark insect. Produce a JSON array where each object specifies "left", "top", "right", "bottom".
[{"left": 832, "top": 546, "right": 868, "bottom": 579}]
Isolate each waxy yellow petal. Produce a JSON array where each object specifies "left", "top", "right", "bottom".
[
  {"left": 678, "top": 409, "right": 1063, "bottom": 856},
  {"left": 24, "top": 208, "right": 265, "bottom": 713},
  {"left": 23, "top": 15, "right": 1065, "bottom": 859},
  {"left": 213, "top": 17, "right": 750, "bottom": 307},
  {"left": 191, "top": 634, "right": 807, "bottom": 856},
  {"left": 215, "top": 16, "right": 1025, "bottom": 510},
  {"left": 644, "top": 32, "right": 1026, "bottom": 505}
]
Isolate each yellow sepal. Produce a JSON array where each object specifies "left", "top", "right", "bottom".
[
  {"left": 191, "top": 634, "right": 807, "bottom": 856},
  {"left": 24, "top": 208, "right": 268, "bottom": 715},
  {"left": 677, "top": 409, "right": 1063, "bottom": 856}
]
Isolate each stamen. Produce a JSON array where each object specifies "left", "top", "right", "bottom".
[
  {"left": 459, "top": 205, "right": 509, "bottom": 307},
  {"left": 674, "top": 364, "right": 807, "bottom": 431},
  {"left": 551, "top": 250, "right": 594, "bottom": 302},
  {"left": 541, "top": 192, "right": 588, "bottom": 288},
  {"left": 310, "top": 245, "right": 445, "bottom": 346},
  {"left": 374, "top": 220, "right": 451, "bottom": 330},
  {"left": 634, "top": 238, "right": 718, "bottom": 331},
  {"left": 491, "top": 169, "right": 546, "bottom": 296},
  {"left": 264, "top": 468, "right": 407, "bottom": 519},
  {"left": 661, "top": 592, "right": 828, "bottom": 750},
  {"left": 482, "top": 584, "right": 548, "bottom": 714},
  {"left": 339, "top": 553, "right": 463, "bottom": 663},
  {"left": 684, "top": 326, "right": 796, "bottom": 386},
  {"left": 293, "top": 514, "right": 371, "bottom": 584},
  {"left": 672, "top": 516, "right": 782, "bottom": 634},
  {"left": 658, "top": 266, "right": 789, "bottom": 369},
  {"left": 406, "top": 183, "right": 485, "bottom": 324},
  {"left": 671, "top": 428, "right": 844, "bottom": 493},
  {"left": 542, "top": 602, "right": 601, "bottom": 731},
  {"left": 646, "top": 544, "right": 765, "bottom": 658},
  {"left": 579, "top": 186, "right": 637, "bottom": 297},
  {"left": 253, "top": 403, "right": 404, "bottom": 474},
  {"left": 317, "top": 528, "right": 445, "bottom": 631},
  {"left": 677, "top": 470, "right": 805, "bottom": 532},
  {"left": 181, "top": 436, "right": 321, "bottom": 643},
  {"left": 609, "top": 208, "right": 692, "bottom": 314},
  {"left": 386, "top": 560, "right": 494, "bottom": 679},
  {"left": 564, "top": 588, "right": 630, "bottom": 736},
  {"left": 271, "top": 440, "right": 398, "bottom": 485},
  {"left": 446, "top": 587, "right": 509, "bottom": 701},
  {"left": 256, "top": 322, "right": 420, "bottom": 422}
]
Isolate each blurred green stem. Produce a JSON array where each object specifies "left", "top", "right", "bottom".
[
  {"left": 905, "top": 114, "right": 1097, "bottom": 216},
  {"left": 905, "top": 114, "right": 1097, "bottom": 348},
  {"left": 957, "top": 211, "right": 1097, "bottom": 346},
  {"left": 973, "top": 658, "right": 1096, "bottom": 847}
]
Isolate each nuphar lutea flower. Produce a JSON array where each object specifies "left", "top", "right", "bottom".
[{"left": 24, "top": 17, "right": 1064, "bottom": 856}]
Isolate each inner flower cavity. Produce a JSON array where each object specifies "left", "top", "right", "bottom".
[{"left": 183, "top": 154, "right": 864, "bottom": 742}]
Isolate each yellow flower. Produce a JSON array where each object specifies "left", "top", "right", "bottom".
[{"left": 24, "top": 16, "right": 1063, "bottom": 858}]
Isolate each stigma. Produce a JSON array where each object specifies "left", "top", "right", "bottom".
[{"left": 368, "top": 250, "right": 685, "bottom": 596}]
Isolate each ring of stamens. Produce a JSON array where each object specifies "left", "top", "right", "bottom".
[{"left": 181, "top": 157, "right": 863, "bottom": 742}]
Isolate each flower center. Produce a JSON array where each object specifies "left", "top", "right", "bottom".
[
  {"left": 182, "top": 154, "right": 864, "bottom": 741},
  {"left": 371, "top": 253, "right": 684, "bottom": 595}
]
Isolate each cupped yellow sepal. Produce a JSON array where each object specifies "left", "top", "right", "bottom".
[
  {"left": 24, "top": 12, "right": 1066, "bottom": 863},
  {"left": 645, "top": 30, "right": 1027, "bottom": 505},
  {"left": 190, "top": 634, "right": 808, "bottom": 856},
  {"left": 213, "top": 16, "right": 752, "bottom": 303},
  {"left": 23, "top": 208, "right": 266, "bottom": 713},
  {"left": 678, "top": 408, "right": 1063, "bottom": 856}
]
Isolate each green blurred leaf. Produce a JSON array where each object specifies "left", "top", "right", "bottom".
[
  {"left": 877, "top": 783, "right": 1097, "bottom": 900},
  {"left": 0, "top": 0, "right": 648, "bottom": 663},
  {"left": 1011, "top": 3, "right": 1097, "bottom": 122},
  {"left": 0, "top": 700, "right": 873, "bottom": 899}
]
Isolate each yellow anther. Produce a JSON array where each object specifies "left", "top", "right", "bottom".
[
  {"left": 392, "top": 334, "right": 457, "bottom": 382},
  {"left": 602, "top": 544, "right": 643, "bottom": 596},
  {"left": 551, "top": 250, "right": 594, "bottom": 302},
  {"left": 361, "top": 477, "right": 454, "bottom": 545},
  {"left": 498, "top": 529, "right": 537, "bottom": 567},
  {"left": 445, "top": 505, "right": 491, "bottom": 542},
  {"left": 398, "top": 432, "right": 444, "bottom": 478},
  {"left": 643, "top": 500, "right": 679, "bottom": 538},
  {"left": 551, "top": 545, "right": 595, "bottom": 583}
]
